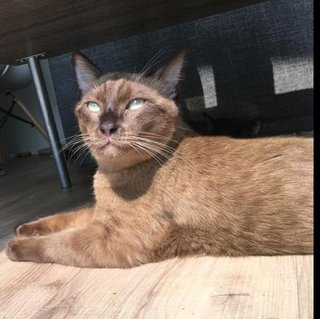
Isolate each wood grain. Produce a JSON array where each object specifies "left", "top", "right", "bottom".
[
  {"left": 0, "top": 0, "right": 267, "bottom": 64},
  {"left": 0, "top": 254, "right": 313, "bottom": 319}
]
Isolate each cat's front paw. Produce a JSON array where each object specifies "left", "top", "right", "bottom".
[
  {"left": 5, "top": 238, "right": 42, "bottom": 262},
  {"left": 6, "top": 239, "right": 25, "bottom": 261},
  {"left": 15, "top": 222, "right": 46, "bottom": 237}
]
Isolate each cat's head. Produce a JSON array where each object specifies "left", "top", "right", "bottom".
[{"left": 72, "top": 50, "right": 187, "bottom": 169}]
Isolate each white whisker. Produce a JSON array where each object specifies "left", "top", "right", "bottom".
[{"left": 134, "top": 49, "right": 165, "bottom": 83}]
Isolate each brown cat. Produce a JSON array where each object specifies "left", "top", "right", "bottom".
[{"left": 6, "top": 50, "right": 313, "bottom": 268}]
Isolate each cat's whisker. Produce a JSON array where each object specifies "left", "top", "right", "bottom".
[
  {"left": 68, "top": 146, "right": 86, "bottom": 163},
  {"left": 118, "top": 136, "right": 174, "bottom": 156},
  {"left": 72, "top": 147, "right": 85, "bottom": 165},
  {"left": 66, "top": 78, "right": 79, "bottom": 84},
  {"left": 127, "top": 142, "right": 151, "bottom": 163},
  {"left": 58, "top": 133, "right": 91, "bottom": 148},
  {"left": 131, "top": 142, "right": 164, "bottom": 166},
  {"left": 175, "top": 125, "right": 193, "bottom": 131},
  {"left": 79, "top": 149, "right": 92, "bottom": 165},
  {"left": 59, "top": 135, "right": 93, "bottom": 156},
  {"left": 122, "top": 131, "right": 180, "bottom": 146},
  {"left": 122, "top": 135, "right": 179, "bottom": 154},
  {"left": 131, "top": 140, "right": 172, "bottom": 163},
  {"left": 71, "top": 142, "right": 88, "bottom": 153},
  {"left": 76, "top": 146, "right": 91, "bottom": 165},
  {"left": 125, "top": 136, "right": 194, "bottom": 168},
  {"left": 92, "top": 82, "right": 101, "bottom": 90},
  {"left": 61, "top": 139, "right": 83, "bottom": 152},
  {"left": 134, "top": 137, "right": 178, "bottom": 151},
  {"left": 82, "top": 130, "right": 190, "bottom": 167},
  {"left": 134, "top": 49, "right": 165, "bottom": 83},
  {"left": 130, "top": 142, "right": 160, "bottom": 164},
  {"left": 132, "top": 140, "right": 178, "bottom": 159},
  {"left": 64, "top": 134, "right": 92, "bottom": 144},
  {"left": 67, "top": 143, "right": 90, "bottom": 165},
  {"left": 138, "top": 132, "right": 180, "bottom": 144},
  {"left": 135, "top": 53, "right": 162, "bottom": 82},
  {"left": 149, "top": 76, "right": 162, "bottom": 87},
  {"left": 72, "top": 148, "right": 89, "bottom": 166},
  {"left": 132, "top": 141, "right": 165, "bottom": 162}
]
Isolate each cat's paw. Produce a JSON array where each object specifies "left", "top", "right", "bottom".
[
  {"left": 6, "top": 238, "right": 43, "bottom": 262},
  {"left": 6, "top": 239, "right": 26, "bottom": 261},
  {"left": 15, "top": 222, "right": 45, "bottom": 237}
]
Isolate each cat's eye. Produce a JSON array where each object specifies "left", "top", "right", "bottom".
[
  {"left": 127, "top": 99, "right": 145, "bottom": 110},
  {"left": 87, "top": 102, "right": 101, "bottom": 112}
]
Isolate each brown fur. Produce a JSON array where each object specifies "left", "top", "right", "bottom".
[{"left": 6, "top": 50, "right": 313, "bottom": 268}]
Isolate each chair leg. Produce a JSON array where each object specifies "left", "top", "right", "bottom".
[
  {"left": 26, "top": 55, "right": 71, "bottom": 189},
  {"left": 13, "top": 95, "right": 48, "bottom": 140}
]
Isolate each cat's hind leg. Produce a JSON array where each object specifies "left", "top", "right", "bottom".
[{"left": 15, "top": 206, "right": 94, "bottom": 237}]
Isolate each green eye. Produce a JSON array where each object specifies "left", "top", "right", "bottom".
[
  {"left": 87, "top": 102, "right": 101, "bottom": 112},
  {"left": 127, "top": 99, "right": 145, "bottom": 110}
]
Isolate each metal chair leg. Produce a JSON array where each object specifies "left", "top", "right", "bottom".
[{"left": 26, "top": 55, "right": 71, "bottom": 189}]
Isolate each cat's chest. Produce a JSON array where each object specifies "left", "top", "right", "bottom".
[{"left": 93, "top": 169, "right": 163, "bottom": 213}]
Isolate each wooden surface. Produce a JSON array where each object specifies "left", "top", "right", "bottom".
[
  {"left": 0, "top": 0, "right": 267, "bottom": 64},
  {"left": 0, "top": 155, "right": 94, "bottom": 250},
  {"left": 0, "top": 156, "right": 313, "bottom": 318},
  {"left": 0, "top": 253, "right": 313, "bottom": 319}
]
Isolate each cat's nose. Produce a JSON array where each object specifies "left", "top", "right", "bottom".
[{"left": 99, "top": 122, "right": 118, "bottom": 136}]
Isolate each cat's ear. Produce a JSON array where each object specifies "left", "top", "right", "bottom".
[
  {"left": 155, "top": 49, "right": 187, "bottom": 99},
  {"left": 72, "top": 51, "right": 101, "bottom": 95}
]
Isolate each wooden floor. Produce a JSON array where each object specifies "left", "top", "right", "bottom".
[
  {"left": 0, "top": 156, "right": 313, "bottom": 319},
  {"left": 0, "top": 156, "right": 95, "bottom": 250}
]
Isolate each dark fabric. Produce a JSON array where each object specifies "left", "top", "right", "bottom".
[{"left": 49, "top": 0, "right": 313, "bottom": 139}]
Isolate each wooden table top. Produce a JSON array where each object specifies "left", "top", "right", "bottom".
[{"left": 0, "top": 0, "right": 266, "bottom": 64}]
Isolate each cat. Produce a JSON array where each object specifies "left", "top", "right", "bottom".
[{"left": 6, "top": 50, "right": 313, "bottom": 268}]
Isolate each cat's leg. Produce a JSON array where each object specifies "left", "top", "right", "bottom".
[
  {"left": 6, "top": 221, "right": 148, "bottom": 268},
  {"left": 15, "top": 206, "right": 94, "bottom": 237}
]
